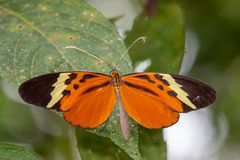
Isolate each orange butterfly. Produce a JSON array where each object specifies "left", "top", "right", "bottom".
[{"left": 18, "top": 45, "right": 217, "bottom": 140}]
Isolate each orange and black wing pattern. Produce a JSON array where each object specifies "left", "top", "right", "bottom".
[
  {"left": 19, "top": 72, "right": 116, "bottom": 128},
  {"left": 120, "top": 72, "right": 216, "bottom": 129}
]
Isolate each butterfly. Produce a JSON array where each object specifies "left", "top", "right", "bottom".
[
  {"left": 18, "top": 69, "right": 216, "bottom": 137},
  {"left": 18, "top": 45, "right": 217, "bottom": 140}
]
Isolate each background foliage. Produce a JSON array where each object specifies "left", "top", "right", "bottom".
[{"left": 0, "top": 0, "right": 239, "bottom": 159}]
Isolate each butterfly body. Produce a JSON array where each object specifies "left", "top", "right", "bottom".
[{"left": 19, "top": 70, "right": 216, "bottom": 139}]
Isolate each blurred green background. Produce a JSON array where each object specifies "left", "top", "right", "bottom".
[{"left": 0, "top": 0, "right": 240, "bottom": 159}]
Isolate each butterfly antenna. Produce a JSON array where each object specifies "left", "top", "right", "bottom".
[
  {"left": 65, "top": 46, "right": 113, "bottom": 69},
  {"left": 118, "top": 36, "right": 146, "bottom": 63}
]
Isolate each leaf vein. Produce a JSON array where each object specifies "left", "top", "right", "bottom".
[
  {"left": 30, "top": 45, "right": 46, "bottom": 77},
  {"left": 13, "top": 37, "right": 21, "bottom": 84}
]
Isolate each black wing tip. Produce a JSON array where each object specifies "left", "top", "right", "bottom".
[
  {"left": 170, "top": 74, "right": 217, "bottom": 112},
  {"left": 19, "top": 81, "right": 61, "bottom": 112},
  {"left": 18, "top": 73, "right": 61, "bottom": 108},
  {"left": 183, "top": 85, "right": 217, "bottom": 112},
  {"left": 18, "top": 80, "right": 33, "bottom": 103}
]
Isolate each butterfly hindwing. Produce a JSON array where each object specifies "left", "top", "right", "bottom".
[
  {"left": 19, "top": 71, "right": 116, "bottom": 128},
  {"left": 120, "top": 83, "right": 180, "bottom": 128},
  {"left": 63, "top": 83, "right": 116, "bottom": 128},
  {"left": 120, "top": 72, "right": 216, "bottom": 128}
]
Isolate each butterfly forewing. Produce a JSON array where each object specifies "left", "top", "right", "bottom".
[
  {"left": 120, "top": 83, "right": 180, "bottom": 128},
  {"left": 19, "top": 71, "right": 116, "bottom": 128},
  {"left": 120, "top": 72, "right": 216, "bottom": 128}
]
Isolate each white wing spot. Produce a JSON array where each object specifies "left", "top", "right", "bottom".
[{"left": 193, "top": 96, "right": 200, "bottom": 102}]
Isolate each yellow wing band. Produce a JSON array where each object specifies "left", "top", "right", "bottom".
[
  {"left": 47, "top": 73, "right": 71, "bottom": 108},
  {"left": 160, "top": 74, "right": 197, "bottom": 110}
]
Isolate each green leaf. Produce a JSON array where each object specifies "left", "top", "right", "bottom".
[
  {"left": 139, "top": 128, "right": 166, "bottom": 160},
  {"left": 0, "top": 143, "right": 42, "bottom": 160},
  {"left": 76, "top": 128, "right": 134, "bottom": 160},
  {"left": 125, "top": 1, "right": 185, "bottom": 73},
  {"left": 87, "top": 108, "right": 140, "bottom": 160},
  {"left": 0, "top": 0, "right": 132, "bottom": 86},
  {"left": 0, "top": 0, "right": 141, "bottom": 159}
]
